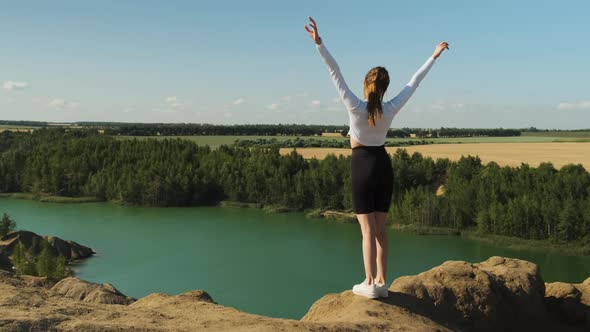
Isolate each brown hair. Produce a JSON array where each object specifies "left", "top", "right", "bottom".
[{"left": 363, "top": 67, "right": 390, "bottom": 127}]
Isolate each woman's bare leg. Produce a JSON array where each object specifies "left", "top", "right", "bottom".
[
  {"left": 374, "top": 211, "right": 388, "bottom": 285},
  {"left": 357, "top": 213, "right": 376, "bottom": 284}
]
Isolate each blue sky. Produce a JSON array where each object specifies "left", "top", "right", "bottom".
[{"left": 1, "top": 0, "right": 589, "bottom": 128}]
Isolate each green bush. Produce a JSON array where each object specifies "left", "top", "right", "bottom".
[
  {"left": 10, "top": 238, "right": 68, "bottom": 280},
  {"left": 0, "top": 213, "right": 16, "bottom": 237}
]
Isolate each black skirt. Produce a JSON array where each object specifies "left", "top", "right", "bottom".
[{"left": 350, "top": 145, "right": 394, "bottom": 214}]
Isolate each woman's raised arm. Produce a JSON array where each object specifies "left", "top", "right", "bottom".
[
  {"left": 305, "top": 17, "right": 362, "bottom": 112},
  {"left": 384, "top": 42, "right": 449, "bottom": 113}
]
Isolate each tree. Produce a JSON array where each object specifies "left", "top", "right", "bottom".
[
  {"left": 35, "top": 238, "right": 55, "bottom": 278},
  {"left": 558, "top": 199, "right": 582, "bottom": 242},
  {"left": 10, "top": 238, "right": 67, "bottom": 280},
  {"left": 0, "top": 212, "right": 16, "bottom": 237},
  {"left": 10, "top": 240, "right": 36, "bottom": 275},
  {"left": 53, "top": 255, "right": 67, "bottom": 280}
]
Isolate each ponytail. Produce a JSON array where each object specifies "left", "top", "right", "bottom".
[{"left": 364, "top": 67, "right": 390, "bottom": 127}]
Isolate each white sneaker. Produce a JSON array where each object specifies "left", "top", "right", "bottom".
[
  {"left": 352, "top": 280, "right": 378, "bottom": 299},
  {"left": 375, "top": 282, "right": 389, "bottom": 298}
]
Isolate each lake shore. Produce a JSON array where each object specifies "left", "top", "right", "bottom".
[
  {"left": 390, "top": 224, "right": 590, "bottom": 256},
  {"left": 0, "top": 193, "right": 101, "bottom": 204}
]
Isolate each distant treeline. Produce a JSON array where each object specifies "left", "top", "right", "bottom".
[
  {"left": 5, "top": 120, "right": 590, "bottom": 138},
  {"left": 521, "top": 127, "right": 590, "bottom": 132},
  {"left": 233, "top": 138, "right": 433, "bottom": 148},
  {"left": 0, "top": 128, "right": 589, "bottom": 243},
  {"left": 0, "top": 120, "right": 48, "bottom": 127},
  {"left": 105, "top": 125, "right": 521, "bottom": 138},
  {"left": 386, "top": 127, "right": 521, "bottom": 138},
  {"left": 103, "top": 123, "right": 348, "bottom": 136}
]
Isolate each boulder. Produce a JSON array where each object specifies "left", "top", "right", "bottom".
[
  {"left": 51, "top": 277, "right": 136, "bottom": 305},
  {"left": 131, "top": 290, "right": 216, "bottom": 309},
  {"left": 302, "top": 289, "right": 454, "bottom": 331},
  {"left": 387, "top": 256, "right": 547, "bottom": 331},
  {"left": 46, "top": 236, "right": 94, "bottom": 260},
  {"left": 0, "top": 230, "right": 94, "bottom": 261},
  {"left": 545, "top": 277, "right": 590, "bottom": 329}
]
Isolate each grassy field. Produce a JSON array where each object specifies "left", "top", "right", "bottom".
[
  {"left": 0, "top": 125, "right": 38, "bottom": 133},
  {"left": 115, "top": 134, "right": 590, "bottom": 148},
  {"left": 279, "top": 142, "right": 590, "bottom": 169},
  {"left": 521, "top": 131, "right": 590, "bottom": 138},
  {"left": 0, "top": 125, "right": 40, "bottom": 129}
]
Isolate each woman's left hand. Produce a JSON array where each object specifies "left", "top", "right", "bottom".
[
  {"left": 432, "top": 42, "right": 450, "bottom": 59},
  {"left": 304, "top": 17, "right": 321, "bottom": 45}
]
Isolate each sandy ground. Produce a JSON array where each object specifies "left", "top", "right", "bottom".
[
  {"left": 280, "top": 142, "right": 590, "bottom": 169},
  {"left": 0, "top": 272, "right": 450, "bottom": 332}
]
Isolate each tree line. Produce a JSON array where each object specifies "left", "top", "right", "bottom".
[
  {"left": 102, "top": 123, "right": 349, "bottom": 136},
  {"left": 385, "top": 127, "right": 520, "bottom": 138},
  {"left": 0, "top": 128, "right": 588, "bottom": 243},
  {"left": 1, "top": 120, "right": 523, "bottom": 137},
  {"left": 105, "top": 125, "right": 521, "bottom": 138},
  {"left": 522, "top": 127, "right": 590, "bottom": 133}
]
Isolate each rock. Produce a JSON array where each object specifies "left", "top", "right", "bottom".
[
  {"left": 302, "top": 290, "right": 454, "bottom": 331},
  {"left": 545, "top": 278, "right": 590, "bottom": 329},
  {"left": 46, "top": 236, "right": 94, "bottom": 260},
  {"left": 132, "top": 290, "right": 216, "bottom": 309},
  {"left": 51, "top": 277, "right": 136, "bottom": 305},
  {"left": 386, "top": 256, "right": 547, "bottom": 331},
  {"left": 0, "top": 230, "right": 95, "bottom": 262},
  {"left": 320, "top": 210, "right": 357, "bottom": 222},
  {"left": 0, "top": 271, "right": 324, "bottom": 332},
  {"left": 20, "top": 275, "right": 56, "bottom": 288}
]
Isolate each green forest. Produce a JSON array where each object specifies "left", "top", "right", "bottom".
[{"left": 0, "top": 129, "right": 589, "bottom": 243}]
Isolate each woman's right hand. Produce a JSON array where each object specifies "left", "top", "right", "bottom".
[
  {"left": 432, "top": 42, "right": 450, "bottom": 59},
  {"left": 304, "top": 17, "right": 321, "bottom": 45}
]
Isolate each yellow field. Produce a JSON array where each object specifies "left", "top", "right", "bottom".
[
  {"left": 0, "top": 128, "right": 34, "bottom": 133},
  {"left": 279, "top": 143, "right": 590, "bottom": 169},
  {"left": 320, "top": 132, "right": 345, "bottom": 137}
]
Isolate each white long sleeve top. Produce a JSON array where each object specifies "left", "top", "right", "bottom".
[{"left": 316, "top": 41, "right": 436, "bottom": 146}]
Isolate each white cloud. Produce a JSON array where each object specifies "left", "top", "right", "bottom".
[
  {"left": 3, "top": 81, "right": 28, "bottom": 91},
  {"left": 232, "top": 98, "right": 245, "bottom": 105},
  {"left": 267, "top": 103, "right": 280, "bottom": 110},
  {"left": 152, "top": 107, "right": 177, "bottom": 113},
  {"left": 311, "top": 100, "right": 321, "bottom": 107},
  {"left": 165, "top": 96, "right": 185, "bottom": 109},
  {"left": 557, "top": 101, "right": 590, "bottom": 110},
  {"left": 48, "top": 99, "right": 78, "bottom": 109},
  {"left": 281, "top": 96, "right": 292, "bottom": 102},
  {"left": 430, "top": 101, "right": 465, "bottom": 111}
]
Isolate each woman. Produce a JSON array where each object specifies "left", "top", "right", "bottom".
[{"left": 305, "top": 17, "right": 449, "bottom": 299}]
